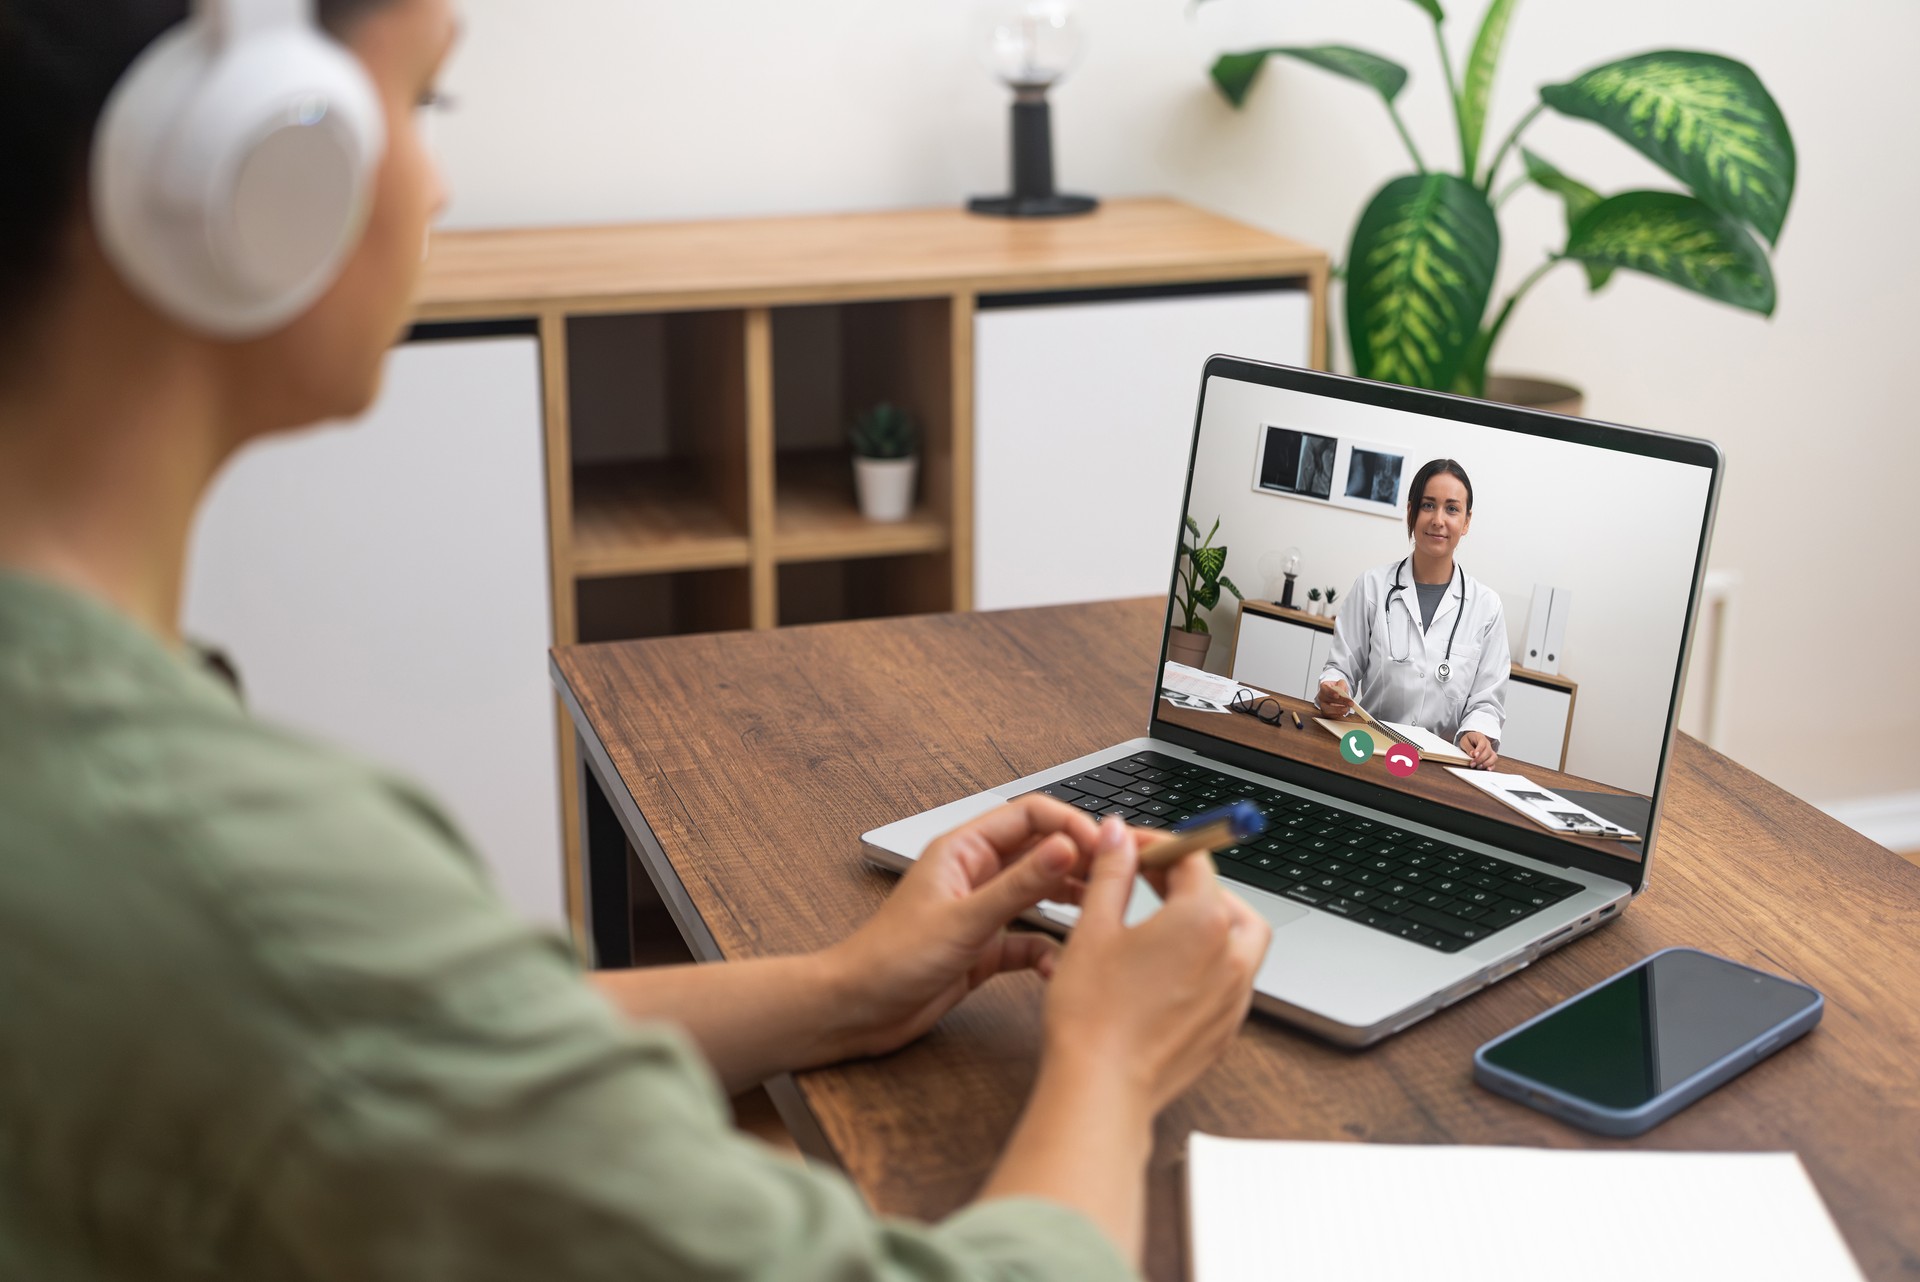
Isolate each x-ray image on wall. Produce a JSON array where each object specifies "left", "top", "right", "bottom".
[
  {"left": 1256, "top": 427, "right": 1336, "bottom": 499},
  {"left": 1345, "top": 448, "right": 1404, "bottom": 504}
]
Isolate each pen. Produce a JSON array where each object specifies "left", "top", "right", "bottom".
[
  {"left": 1139, "top": 800, "right": 1267, "bottom": 871},
  {"left": 1291, "top": 710, "right": 1304, "bottom": 730}
]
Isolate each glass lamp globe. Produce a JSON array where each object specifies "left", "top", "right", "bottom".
[
  {"left": 983, "top": 2, "right": 1085, "bottom": 90},
  {"left": 1284, "top": 546, "right": 1303, "bottom": 577},
  {"left": 968, "top": 2, "right": 1099, "bottom": 219}
]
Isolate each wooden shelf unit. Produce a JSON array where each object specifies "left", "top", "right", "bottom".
[{"left": 412, "top": 198, "right": 1326, "bottom": 929}]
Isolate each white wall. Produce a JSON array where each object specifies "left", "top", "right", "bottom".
[
  {"left": 1184, "top": 379, "right": 1712, "bottom": 794},
  {"left": 432, "top": 0, "right": 1920, "bottom": 811}
]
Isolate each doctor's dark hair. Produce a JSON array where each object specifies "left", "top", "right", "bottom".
[
  {"left": 0, "top": 0, "right": 393, "bottom": 360},
  {"left": 1406, "top": 458, "right": 1474, "bottom": 537}
]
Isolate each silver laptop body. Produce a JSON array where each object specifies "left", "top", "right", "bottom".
[{"left": 865, "top": 358, "right": 1723, "bottom": 1047}]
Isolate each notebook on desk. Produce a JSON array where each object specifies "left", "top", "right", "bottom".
[
  {"left": 1187, "top": 1133, "right": 1864, "bottom": 1281},
  {"left": 864, "top": 357, "right": 1723, "bottom": 1046}
]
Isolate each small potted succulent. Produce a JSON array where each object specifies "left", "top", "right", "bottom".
[
  {"left": 849, "top": 403, "right": 920, "bottom": 523},
  {"left": 1170, "top": 516, "right": 1243, "bottom": 668},
  {"left": 1325, "top": 585, "right": 1340, "bottom": 619},
  {"left": 1306, "top": 586, "right": 1324, "bottom": 617}
]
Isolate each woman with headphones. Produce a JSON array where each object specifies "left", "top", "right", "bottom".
[
  {"left": 1315, "top": 459, "right": 1512, "bottom": 769},
  {"left": 0, "top": 2, "right": 1266, "bottom": 1277}
]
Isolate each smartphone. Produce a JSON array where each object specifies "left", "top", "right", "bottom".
[{"left": 1473, "top": 947, "right": 1822, "bottom": 1137}]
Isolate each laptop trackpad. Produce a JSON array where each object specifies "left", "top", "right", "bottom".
[{"left": 1042, "top": 884, "right": 1312, "bottom": 930}]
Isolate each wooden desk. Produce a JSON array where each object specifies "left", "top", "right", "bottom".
[{"left": 552, "top": 599, "right": 1920, "bottom": 1281}]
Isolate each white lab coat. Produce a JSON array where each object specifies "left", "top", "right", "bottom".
[{"left": 1319, "top": 559, "right": 1511, "bottom": 748}]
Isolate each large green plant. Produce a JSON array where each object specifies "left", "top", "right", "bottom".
[
  {"left": 1175, "top": 516, "right": 1244, "bottom": 634},
  {"left": 1204, "top": 3, "right": 1795, "bottom": 396}
]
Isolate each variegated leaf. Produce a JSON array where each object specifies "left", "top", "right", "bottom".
[
  {"left": 1541, "top": 51, "right": 1795, "bottom": 244},
  {"left": 1460, "top": 0, "right": 1519, "bottom": 178},
  {"left": 1346, "top": 174, "right": 1501, "bottom": 391},
  {"left": 1211, "top": 45, "right": 1408, "bottom": 110},
  {"left": 1521, "top": 149, "right": 1612, "bottom": 289},
  {"left": 1564, "top": 191, "right": 1775, "bottom": 314},
  {"left": 1193, "top": 545, "right": 1227, "bottom": 582}
]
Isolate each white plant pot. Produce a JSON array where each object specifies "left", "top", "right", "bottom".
[{"left": 854, "top": 456, "right": 918, "bottom": 523}]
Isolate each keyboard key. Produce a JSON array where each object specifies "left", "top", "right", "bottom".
[
  {"left": 1320, "top": 860, "right": 1351, "bottom": 876},
  {"left": 1536, "top": 875, "right": 1581, "bottom": 899},
  {"left": 1347, "top": 869, "right": 1385, "bottom": 886},
  {"left": 1112, "top": 792, "right": 1147, "bottom": 808},
  {"left": 1160, "top": 792, "right": 1189, "bottom": 807},
  {"left": 1134, "top": 768, "right": 1170, "bottom": 783},
  {"left": 1099, "top": 806, "right": 1135, "bottom": 822},
  {"left": 1472, "top": 857, "right": 1507, "bottom": 874},
  {"left": 1431, "top": 878, "right": 1464, "bottom": 895},
  {"left": 1358, "top": 910, "right": 1400, "bottom": 929},
  {"left": 1506, "top": 868, "right": 1541, "bottom": 885},
  {"left": 1281, "top": 863, "right": 1314, "bottom": 881},
  {"left": 1133, "top": 815, "right": 1170, "bottom": 829},
  {"left": 1033, "top": 784, "right": 1085, "bottom": 804},
  {"left": 1131, "top": 782, "right": 1165, "bottom": 797},
  {"left": 1490, "top": 901, "right": 1537, "bottom": 922},
  {"left": 1312, "top": 875, "right": 1353, "bottom": 894},
  {"left": 1405, "top": 905, "right": 1481, "bottom": 939},
  {"left": 1384, "top": 881, "right": 1416, "bottom": 898},
  {"left": 1322, "top": 898, "right": 1361, "bottom": 918},
  {"left": 1345, "top": 886, "right": 1378, "bottom": 904},
  {"left": 1140, "top": 800, "right": 1172, "bottom": 816},
  {"left": 1417, "top": 932, "right": 1468, "bottom": 953},
  {"left": 1069, "top": 777, "right": 1118, "bottom": 799},
  {"left": 1416, "top": 890, "right": 1457, "bottom": 910},
  {"left": 1468, "top": 874, "right": 1505, "bottom": 891},
  {"left": 1375, "top": 896, "right": 1411, "bottom": 914},
  {"left": 1454, "top": 903, "right": 1490, "bottom": 920},
  {"left": 1106, "top": 759, "right": 1145, "bottom": 776},
  {"left": 1086, "top": 768, "right": 1136, "bottom": 788},
  {"left": 1285, "top": 885, "right": 1328, "bottom": 907},
  {"left": 1399, "top": 868, "right": 1433, "bottom": 884}
]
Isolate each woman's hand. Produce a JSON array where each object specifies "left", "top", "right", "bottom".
[
  {"left": 1316, "top": 678, "right": 1354, "bottom": 718},
  {"left": 820, "top": 797, "right": 1100, "bottom": 1061},
  {"left": 1042, "top": 819, "right": 1272, "bottom": 1115},
  {"left": 1459, "top": 731, "right": 1498, "bottom": 770}
]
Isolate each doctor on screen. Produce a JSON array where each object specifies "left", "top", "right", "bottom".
[{"left": 1316, "top": 458, "right": 1511, "bottom": 769}]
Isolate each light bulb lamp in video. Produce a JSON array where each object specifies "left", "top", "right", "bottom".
[{"left": 968, "top": 2, "right": 1098, "bottom": 218}]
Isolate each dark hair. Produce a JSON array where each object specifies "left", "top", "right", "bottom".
[
  {"left": 1406, "top": 458, "right": 1474, "bottom": 537},
  {"left": 0, "top": 0, "right": 390, "bottom": 353}
]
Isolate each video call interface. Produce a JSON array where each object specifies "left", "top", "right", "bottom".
[{"left": 1155, "top": 375, "right": 1717, "bottom": 862}]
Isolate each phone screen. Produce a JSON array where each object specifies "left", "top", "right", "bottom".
[{"left": 1481, "top": 950, "right": 1818, "bottom": 1110}]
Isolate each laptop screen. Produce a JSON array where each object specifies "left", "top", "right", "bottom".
[{"left": 1154, "top": 360, "right": 1720, "bottom": 876}]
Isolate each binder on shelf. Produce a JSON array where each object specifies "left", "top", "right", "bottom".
[{"left": 1525, "top": 583, "right": 1571, "bottom": 675}]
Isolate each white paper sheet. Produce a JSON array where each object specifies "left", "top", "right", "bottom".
[
  {"left": 1161, "top": 661, "right": 1259, "bottom": 714},
  {"left": 1188, "top": 1134, "right": 1863, "bottom": 1282}
]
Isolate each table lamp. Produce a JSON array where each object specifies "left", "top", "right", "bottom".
[{"left": 968, "top": 2, "right": 1099, "bottom": 218}]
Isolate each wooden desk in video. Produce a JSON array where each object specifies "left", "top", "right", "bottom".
[{"left": 1155, "top": 686, "right": 1643, "bottom": 860}]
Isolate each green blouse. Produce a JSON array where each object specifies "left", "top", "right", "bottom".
[{"left": 0, "top": 572, "right": 1131, "bottom": 1282}]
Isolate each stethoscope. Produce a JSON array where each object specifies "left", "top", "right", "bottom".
[{"left": 1385, "top": 558, "right": 1467, "bottom": 684}]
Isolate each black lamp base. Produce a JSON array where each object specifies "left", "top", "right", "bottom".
[
  {"left": 968, "top": 95, "right": 1098, "bottom": 220},
  {"left": 968, "top": 193, "right": 1099, "bottom": 218}
]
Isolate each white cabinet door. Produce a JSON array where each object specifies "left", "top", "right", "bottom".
[
  {"left": 1233, "top": 612, "right": 1314, "bottom": 699},
  {"left": 183, "top": 335, "right": 563, "bottom": 927},
  {"left": 975, "top": 289, "right": 1312, "bottom": 611},
  {"left": 1502, "top": 680, "right": 1573, "bottom": 772}
]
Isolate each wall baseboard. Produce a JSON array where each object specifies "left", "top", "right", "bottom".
[{"left": 1819, "top": 791, "right": 1920, "bottom": 854}]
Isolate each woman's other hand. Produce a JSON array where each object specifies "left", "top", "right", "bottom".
[
  {"left": 1459, "top": 731, "right": 1498, "bottom": 770},
  {"left": 821, "top": 797, "right": 1098, "bottom": 1060},
  {"left": 1316, "top": 678, "right": 1354, "bottom": 718},
  {"left": 1042, "top": 820, "right": 1271, "bottom": 1115}
]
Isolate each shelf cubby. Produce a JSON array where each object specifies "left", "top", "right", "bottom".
[
  {"left": 576, "top": 568, "right": 752, "bottom": 644},
  {"left": 566, "top": 308, "right": 751, "bottom": 579},
  {"left": 777, "top": 554, "right": 955, "bottom": 629},
  {"left": 770, "top": 298, "right": 955, "bottom": 578}
]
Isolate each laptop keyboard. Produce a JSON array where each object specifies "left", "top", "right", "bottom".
[{"left": 1025, "top": 751, "right": 1584, "bottom": 955}]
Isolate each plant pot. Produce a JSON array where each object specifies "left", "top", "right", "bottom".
[
  {"left": 853, "top": 456, "right": 918, "bottom": 523},
  {"left": 1485, "top": 373, "right": 1584, "bottom": 418},
  {"left": 1167, "top": 627, "right": 1211, "bottom": 669}
]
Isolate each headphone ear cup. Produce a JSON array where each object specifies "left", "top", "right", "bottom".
[{"left": 92, "top": 22, "right": 386, "bottom": 339}]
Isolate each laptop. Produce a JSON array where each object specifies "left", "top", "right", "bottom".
[{"left": 864, "top": 357, "right": 1722, "bottom": 1046}]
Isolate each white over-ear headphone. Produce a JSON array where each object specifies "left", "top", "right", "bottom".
[{"left": 91, "top": 0, "right": 387, "bottom": 339}]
